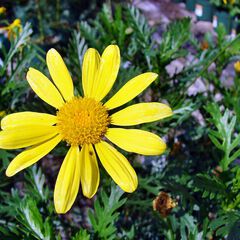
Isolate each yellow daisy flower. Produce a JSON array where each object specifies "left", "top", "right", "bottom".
[
  {"left": 0, "top": 19, "right": 22, "bottom": 39},
  {"left": 0, "top": 6, "right": 6, "bottom": 14},
  {"left": 0, "top": 45, "right": 173, "bottom": 214},
  {"left": 234, "top": 61, "right": 240, "bottom": 73}
]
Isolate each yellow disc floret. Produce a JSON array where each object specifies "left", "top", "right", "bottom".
[{"left": 57, "top": 97, "right": 110, "bottom": 146}]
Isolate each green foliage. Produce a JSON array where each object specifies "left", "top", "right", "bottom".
[
  {"left": 68, "top": 30, "right": 88, "bottom": 84},
  {"left": 158, "top": 18, "right": 191, "bottom": 65},
  {"left": 25, "top": 165, "right": 50, "bottom": 202},
  {"left": 126, "top": 5, "right": 153, "bottom": 48},
  {"left": 0, "top": 166, "right": 55, "bottom": 239},
  {"left": 79, "top": 3, "right": 128, "bottom": 50},
  {"left": 17, "top": 197, "right": 53, "bottom": 240},
  {"left": 178, "top": 214, "right": 201, "bottom": 240},
  {"left": 0, "top": 22, "right": 42, "bottom": 110},
  {"left": 0, "top": 23, "right": 33, "bottom": 77},
  {"left": 88, "top": 184, "right": 126, "bottom": 239},
  {"left": 206, "top": 103, "right": 240, "bottom": 170},
  {"left": 209, "top": 211, "right": 240, "bottom": 238},
  {"left": 193, "top": 173, "right": 226, "bottom": 199},
  {"left": 71, "top": 229, "right": 91, "bottom": 240},
  {"left": 0, "top": 149, "right": 14, "bottom": 168}
]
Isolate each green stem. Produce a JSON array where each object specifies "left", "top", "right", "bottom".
[{"left": 36, "top": 0, "right": 44, "bottom": 42}]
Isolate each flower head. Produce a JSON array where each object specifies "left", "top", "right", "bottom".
[
  {"left": 0, "top": 45, "right": 173, "bottom": 213},
  {"left": 0, "top": 6, "right": 6, "bottom": 14},
  {"left": 0, "top": 18, "right": 22, "bottom": 39},
  {"left": 234, "top": 61, "right": 240, "bottom": 73}
]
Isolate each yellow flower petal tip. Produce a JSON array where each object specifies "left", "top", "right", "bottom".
[
  {"left": 166, "top": 105, "right": 173, "bottom": 116},
  {"left": 125, "top": 180, "right": 138, "bottom": 193},
  {"left": 26, "top": 67, "right": 64, "bottom": 109},
  {"left": 46, "top": 49, "right": 61, "bottom": 62},
  {"left": 95, "top": 141, "right": 138, "bottom": 193},
  {"left": 47, "top": 48, "right": 56, "bottom": 53},
  {"left": 104, "top": 72, "right": 158, "bottom": 110},
  {"left": 6, "top": 165, "right": 19, "bottom": 177},
  {"left": 111, "top": 102, "right": 173, "bottom": 126},
  {"left": 93, "top": 44, "right": 120, "bottom": 101},
  {"left": 46, "top": 48, "right": 61, "bottom": 60},
  {"left": 6, "top": 168, "right": 13, "bottom": 177},
  {"left": 106, "top": 128, "right": 167, "bottom": 155},
  {"left": 54, "top": 146, "right": 80, "bottom": 214},
  {"left": 4, "top": 135, "right": 61, "bottom": 177},
  {"left": 12, "top": 19, "right": 21, "bottom": 26}
]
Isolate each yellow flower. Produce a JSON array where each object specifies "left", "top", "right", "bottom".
[
  {"left": 0, "top": 45, "right": 172, "bottom": 214},
  {"left": 0, "top": 111, "right": 6, "bottom": 117},
  {"left": 234, "top": 61, "right": 240, "bottom": 73},
  {"left": 223, "top": 0, "right": 235, "bottom": 4},
  {"left": 0, "top": 6, "right": 6, "bottom": 14},
  {"left": 153, "top": 192, "right": 177, "bottom": 217},
  {"left": 0, "top": 19, "right": 22, "bottom": 39}
]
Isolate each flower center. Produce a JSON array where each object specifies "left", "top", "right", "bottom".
[{"left": 56, "top": 97, "right": 110, "bottom": 146}]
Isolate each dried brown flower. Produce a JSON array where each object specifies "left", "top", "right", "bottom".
[{"left": 153, "top": 192, "right": 177, "bottom": 217}]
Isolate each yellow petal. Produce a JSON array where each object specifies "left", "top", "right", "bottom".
[
  {"left": 93, "top": 45, "right": 120, "bottom": 101},
  {"left": 106, "top": 128, "right": 166, "bottom": 155},
  {"left": 95, "top": 141, "right": 137, "bottom": 192},
  {"left": 46, "top": 48, "right": 74, "bottom": 101},
  {"left": 80, "top": 144, "right": 99, "bottom": 198},
  {"left": 6, "top": 134, "right": 62, "bottom": 177},
  {"left": 54, "top": 146, "right": 80, "bottom": 214},
  {"left": 82, "top": 48, "right": 100, "bottom": 97},
  {"left": 104, "top": 72, "right": 158, "bottom": 110},
  {"left": 0, "top": 126, "right": 58, "bottom": 149},
  {"left": 1, "top": 112, "right": 57, "bottom": 130},
  {"left": 26, "top": 67, "right": 64, "bottom": 109},
  {"left": 111, "top": 103, "right": 173, "bottom": 126}
]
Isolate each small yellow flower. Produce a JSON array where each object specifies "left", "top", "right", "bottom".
[
  {"left": 223, "top": 0, "right": 235, "bottom": 4},
  {"left": 234, "top": 61, "right": 240, "bottom": 73},
  {"left": 0, "top": 19, "right": 22, "bottom": 39},
  {"left": 0, "top": 111, "right": 6, "bottom": 117},
  {"left": 0, "top": 6, "right": 6, "bottom": 14},
  {"left": 0, "top": 45, "right": 173, "bottom": 214}
]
